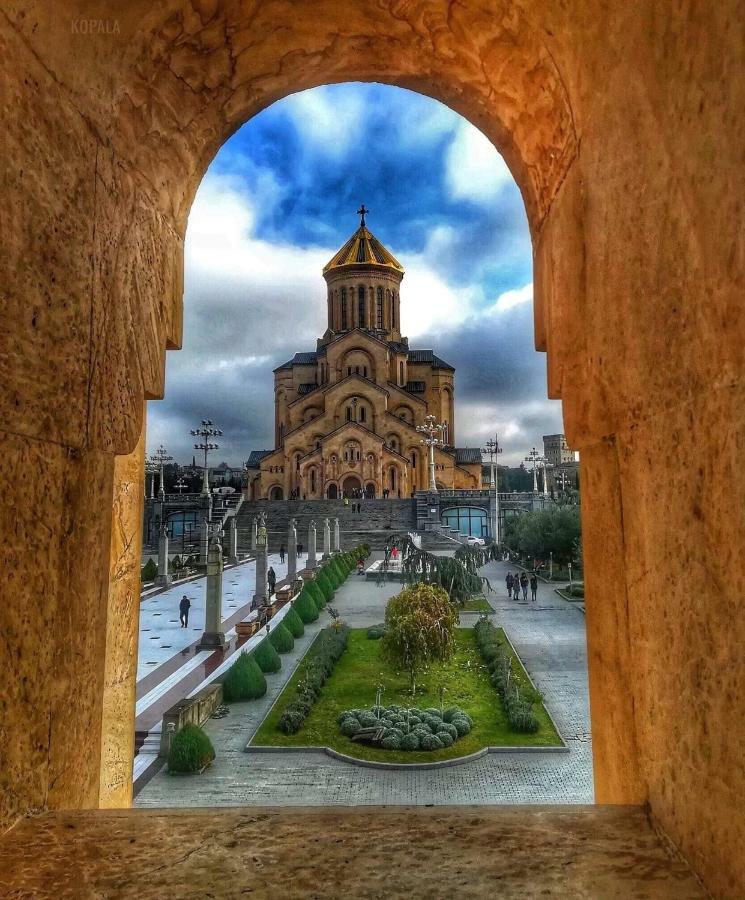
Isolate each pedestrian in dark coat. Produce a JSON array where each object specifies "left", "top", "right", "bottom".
[
  {"left": 267, "top": 566, "right": 276, "bottom": 596},
  {"left": 279, "top": 544, "right": 285, "bottom": 563},
  {"left": 506, "top": 572, "right": 514, "bottom": 599},
  {"left": 530, "top": 573, "right": 538, "bottom": 602},
  {"left": 520, "top": 572, "right": 529, "bottom": 601},
  {"left": 179, "top": 595, "right": 191, "bottom": 627}
]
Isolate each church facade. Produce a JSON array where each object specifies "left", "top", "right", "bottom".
[{"left": 246, "top": 211, "right": 482, "bottom": 500}]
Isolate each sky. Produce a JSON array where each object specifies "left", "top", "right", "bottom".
[{"left": 146, "top": 82, "right": 564, "bottom": 467}]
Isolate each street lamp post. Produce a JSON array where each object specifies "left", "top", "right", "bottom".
[
  {"left": 191, "top": 419, "right": 223, "bottom": 496},
  {"left": 145, "top": 459, "right": 158, "bottom": 500},
  {"left": 149, "top": 444, "right": 173, "bottom": 500},
  {"left": 524, "top": 447, "right": 546, "bottom": 494},
  {"left": 174, "top": 477, "right": 187, "bottom": 494},
  {"left": 416, "top": 415, "right": 444, "bottom": 493},
  {"left": 482, "top": 433, "right": 502, "bottom": 547}
]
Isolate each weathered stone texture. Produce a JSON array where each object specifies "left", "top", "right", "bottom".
[{"left": 0, "top": 1, "right": 743, "bottom": 896}]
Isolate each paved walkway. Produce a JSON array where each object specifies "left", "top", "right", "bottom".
[{"left": 136, "top": 560, "right": 593, "bottom": 807}]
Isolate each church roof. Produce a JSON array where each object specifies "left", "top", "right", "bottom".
[
  {"left": 454, "top": 448, "right": 483, "bottom": 465},
  {"left": 323, "top": 224, "right": 404, "bottom": 274},
  {"left": 246, "top": 449, "right": 272, "bottom": 468},
  {"left": 274, "top": 351, "right": 319, "bottom": 371},
  {"left": 407, "top": 349, "right": 455, "bottom": 371}
]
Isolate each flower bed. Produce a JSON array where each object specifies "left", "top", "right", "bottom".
[{"left": 338, "top": 705, "right": 471, "bottom": 751}]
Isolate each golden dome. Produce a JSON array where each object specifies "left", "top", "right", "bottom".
[{"left": 323, "top": 207, "right": 404, "bottom": 275}]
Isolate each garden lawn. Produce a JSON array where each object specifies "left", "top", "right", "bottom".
[
  {"left": 460, "top": 595, "right": 494, "bottom": 613},
  {"left": 251, "top": 627, "right": 561, "bottom": 763}
]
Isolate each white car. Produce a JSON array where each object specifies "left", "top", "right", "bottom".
[{"left": 465, "top": 536, "right": 486, "bottom": 547}]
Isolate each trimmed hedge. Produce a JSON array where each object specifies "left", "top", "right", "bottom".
[
  {"left": 315, "top": 571, "right": 334, "bottom": 601},
  {"left": 167, "top": 723, "right": 215, "bottom": 773},
  {"left": 270, "top": 622, "right": 295, "bottom": 653},
  {"left": 277, "top": 626, "right": 350, "bottom": 735},
  {"left": 222, "top": 651, "right": 267, "bottom": 701},
  {"left": 284, "top": 606, "right": 305, "bottom": 638},
  {"left": 294, "top": 588, "right": 320, "bottom": 623},
  {"left": 141, "top": 558, "right": 157, "bottom": 582},
  {"left": 474, "top": 619, "right": 539, "bottom": 733},
  {"left": 253, "top": 637, "right": 282, "bottom": 674}
]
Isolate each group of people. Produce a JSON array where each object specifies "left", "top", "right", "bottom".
[
  {"left": 506, "top": 570, "right": 538, "bottom": 603},
  {"left": 343, "top": 498, "right": 364, "bottom": 513}
]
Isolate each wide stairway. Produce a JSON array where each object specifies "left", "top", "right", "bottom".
[{"left": 235, "top": 499, "right": 417, "bottom": 550}]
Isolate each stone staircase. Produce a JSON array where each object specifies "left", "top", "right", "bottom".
[{"left": 235, "top": 499, "right": 417, "bottom": 551}]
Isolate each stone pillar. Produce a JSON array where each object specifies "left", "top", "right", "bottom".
[
  {"left": 155, "top": 525, "right": 171, "bottom": 586},
  {"left": 333, "top": 517, "right": 340, "bottom": 552},
  {"left": 543, "top": 462, "right": 551, "bottom": 499},
  {"left": 307, "top": 519, "right": 317, "bottom": 569},
  {"left": 322, "top": 517, "right": 331, "bottom": 559},
  {"left": 228, "top": 515, "right": 239, "bottom": 565},
  {"left": 197, "top": 530, "right": 227, "bottom": 651},
  {"left": 287, "top": 517, "right": 298, "bottom": 581},
  {"left": 253, "top": 513, "right": 268, "bottom": 606},
  {"left": 199, "top": 516, "right": 209, "bottom": 566},
  {"left": 251, "top": 516, "right": 257, "bottom": 552}
]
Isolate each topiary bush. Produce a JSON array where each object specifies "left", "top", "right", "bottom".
[
  {"left": 315, "top": 571, "right": 334, "bottom": 602},
  {"left": 222, "top": 651, "right": 267, "bottom": 701},
  {"left": 253, "top": 637, "right": 282, "bottom": 673},
  {"left": 141, "top": 558, "right": 158, "bottom": 582},
  {"left": 336, "top": 705, "right": 470, "bottom": 753},
  {"left": 284, "top": 606, "right": 305, "bottom": 638},
  {"left": 366, "top": 624, "right": 386, "bottom": 640},
  {"left": 306, "top": 581, "right": 326, "bottom": 610},
  {"left": 167, "top": 724, "right": 215, "bottom": 773},
  {"left": 270, "top": 622, "right": 295, "bottom": 653},
  {"left": 294, "top": 589, "right": 320, "bottom": 623}
]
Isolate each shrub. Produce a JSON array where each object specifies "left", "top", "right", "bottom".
[
  {"left": 253, "top": 638, "right": 282, "bottom": 673},
  {"left": 270, "top": 622, "right": 295, "bottom": 653},
  {"left": 141, "top": 558, "right": 158, "bottom": 582},
  {"left": 222, "top": 652, "right": 267, "bottom": 701},
  {"left": 284, "top": 607, "right": 305, "bottom": 638},
  {"left": 306, "top": 581, "right": 326, "bottom": 610},
  {"left": 330, "top": 558, "right": 346, "bottom": 584},
  {"left": 340, "top": 718, "right": 361, "bottom": 737},
  {"left": 278, "top": 705, "right": 306, "bottom": 735},
  {"left": 443, "top": 706, "right": 465, "bottom": 723},
  {"left": 366, "top": 624, "right": 386, "bottom": 640},
  {"left": 420, "top": 733, "right": 442, "bottom": 751},
  {"left": 401, "top": 732, "right": 420, "bottom": 751},
  {"left": 451, "top": 716, "right": 472, "bottom": 736},
  {"left": 167, "top": 724, "right": 215, "bottom": 773},
  {"left": 321, "top": 562, "right": 340, "bottom": 589},
  {"left": 438, "top": 722, "right": 458, "bottom": 740},
  {"left": 294, "top": 589, "right": 320, "bottom": 623},
  {"left": 381, "top": 734, "right": 402, "bottom": 750},
  {"left": 436, "top": 731, "right": 454, "bottom": 747},
  {"left": 316, "top": 571, "right": 335, "bottom": 602}
]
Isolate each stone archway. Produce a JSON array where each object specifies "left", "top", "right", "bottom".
[
  {"left": 341, "top": 475, "right": 362, "bottom": 498},
  {"left": 268, "top": 485, "right": 283, "bottom": 501},
  {"left": 326, "top": 483, "right": 338, "bottom": 500},
  {"left": 365, "top": 482, "right": 376, "bottom": 499},
  {"left": 1, "top": 4, "right": 743, "bottom": 895}
]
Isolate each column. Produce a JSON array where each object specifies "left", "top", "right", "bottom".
[
  {"left": 322, "top": 517, "right": 331, "bottom": 559},
  {"left": 197, "top": 531, "right": 227, "bottom": 650},
  {"left": 228, "top": 515, "right": 239, "bottom": 565},
  {"left": 287, "top": 517, "right": 298, "bottom": 581},
  {"left": 333, "top": 517, "right": 340, "bottom": 552},
  {"left": 251, "top": 516, "right": 257, "bottom": 552},
  {"left": 543, "top": 462, "right": 551, "bottom": 499},
  {"left": 198, "top": 516, "right": 209, "bottom": 566},
  {"left": 307, "top": 520, "right": 317, "bottom": 569},
  {"left": 155, "top": 525, "right": 171, "bottom": 586},
  {"left": 253, "top": 513, "right": 268, "bottom": 606}
]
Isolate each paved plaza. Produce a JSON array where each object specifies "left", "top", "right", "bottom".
[{"left": 136, "top": 559, "right": 593, "bottom": 807}]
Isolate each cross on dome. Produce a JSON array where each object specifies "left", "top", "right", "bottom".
[{"left": 357, "top": 203, "right": 369, "bottom": 226}]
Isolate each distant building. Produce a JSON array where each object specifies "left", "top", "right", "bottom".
[{"left": 543, "top": 433, "right": 576, "bottom": 467}]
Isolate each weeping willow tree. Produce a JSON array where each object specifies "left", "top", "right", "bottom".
[{"left": 398, "top": 537, "right": 497, "bottom": 607}]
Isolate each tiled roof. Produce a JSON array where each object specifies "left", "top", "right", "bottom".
[
  {"left": 454, "top": 448, "right": 483, "bottom": 465},
  {"left": 407, "top": 349, "right": 455, "bottom": 371},
  {"left": 405, "top": 381, "right": 426, "bottom": 393},
  {"left": 298, "top": 383, "right": 318, "bottom": 395},
  {"left": 324, "top": 225, "right": 404, "bottom": 274},
  {"left": 246, "top": 450, "right": 272, "bottom": 468},
  {"left": 274, "top": 351, "right": 318, "bottom": 371}
]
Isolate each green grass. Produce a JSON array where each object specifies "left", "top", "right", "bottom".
[
  {"left": 252, "top": 628, "right": 561, "bottom": 762},
  {"left": 460, "top": 595, "right": 494, "bottom": 613}
]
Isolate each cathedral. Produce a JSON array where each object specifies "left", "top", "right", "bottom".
[{"left": 246, "top": 209, "right": 482, "bottom": 500}]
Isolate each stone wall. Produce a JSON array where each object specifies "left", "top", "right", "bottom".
[{"left": 0, "top": 1, "right": 743, "bottom": 895}]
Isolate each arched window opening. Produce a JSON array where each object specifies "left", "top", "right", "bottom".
[
  {"left": 359, "top": 406, "right": 366, "bottom": 423},
  {"left": 389, "top": 467, "right": 397, "bottom": 490},
  {"left": 310, "top": 468, "right": 316, "bottom": 493},
  {"left": 393, "top": 292, "right": 398, "bottom": 328},
  {"left": 355, "top": 365, "right": 360, "bottom": 374},
  {"left": 341, "top": 288, "right": 348, "bottom": 329},
  {"left": 363, "top": 366, "right": 368, "bottom": 378},
  {"left": 346, "top": 406, "right": 352, "bottom": 421},
  {"left": 376, "top": 288, "right": 384, "bottom": 328},
  {"left": 399, "top": 361, "right": 404, "bottom": 385},
  {"left": 358, "top": 285, "right": 365, "bottom": 327},
  {"left": 411, "top": 451, "right": 417, "bottom": 468}
]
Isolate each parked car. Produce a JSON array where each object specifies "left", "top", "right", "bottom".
[{"left": 465, "top": 536, "right": 486, "bottom": 547}]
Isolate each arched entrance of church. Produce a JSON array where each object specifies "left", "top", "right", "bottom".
[
  {"left": 326, "top": 483, "right": 338, "bottom": 499},
  {"left": 341, "top": 475, "right": 361, "bottom": 498},
  {"left": 268, "top": 485, "right": 283, "bottom": 500},
  {"left": 365, "top": 482, "right": 376, "bottom": 499}
]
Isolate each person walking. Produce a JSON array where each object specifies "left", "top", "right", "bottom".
[
  {"left": 297, "top": 542, "right": 303, "bottom": 557},
  {"left": 179, "top": 594, "right": 191, "bottom": 628},
  {"left": 520, "top": 572, "right": 529, "bottom": 602},
  {"left": 279, "top": 544, "right": 285, "bottom": 564},
  {"left": 506, "top": 572, "right": 514, "bottom": 600},
  {"left": 530, "top": 573, "right": 538, "bottom": 603},
  {"left": 267, "top": 566, "right": 276, "bottom": 597}
]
